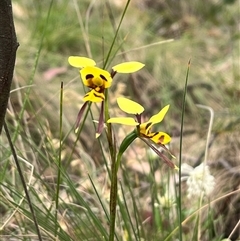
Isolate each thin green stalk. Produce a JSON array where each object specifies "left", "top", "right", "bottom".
[
  {"left": 119, "top": 180, "right": 138, "bottom": 241},
  {"left": 88, "top": 174, "right": 110, "bottom": 222},
  {"left": 109, "top": 157, "right": 118, "bottom": 241},
  {"left": 12, "top": 0, "right": 54, "bottom": 143},
  {"left": 64, "top": 174, "right": 108, "bottom": 240},
  {"left": 178, "top": 59, "right": 191, "bottom": 241},
  {"left": 196, "top": 194, "right": 204, "bottom": 240},
  {"left": 149, "top": 161, "right": 160, "bottom": 235},
  {"left": 103, "top": 2, "right": 132, "bottom": 239},
  {"left": 65, "top": 102, "right": 92, "bottom": 168},
  {"left": 120, "top": 162, "right": 143, "bottom": 239},
  {"left": 105, "top": 90, "right": 115, "bottom": 159},
  {"left": 4, "top": 121, "right": 42, "bottom": 241},
  {"left": 54, "top": 82, "right": 64, "bottom": 238},
  {"left": 105, "top": 89, "right": 117, "bottom": 241},
  {"left": 103, "top": 0, "right": 131, "bottom": 69},
  {"left": 109, "top": 131, "right": 137, "bottom": 241}
]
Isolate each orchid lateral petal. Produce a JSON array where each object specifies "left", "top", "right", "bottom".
[
  {"left": 158, "top": 151, "right": 176, "bottom": 169},
  {"left": 158, "top": 143, "right": 176, "bottom": 159},
  {"left": 107, "top": 117, "right": 139, "bottom": 126},
  {"left": 112, "top": 61, "right": 145, "bottom": 73},
  {"left": 150, "top": 131, "right": 171, "bottom": 145},
  {"left": 148, "top": 105, "right": 170, "bottom": 124},
  {"left": 117, "top": 97, "right": 144, "bottom": 115},
  {"left": 75, "top": 102, "right": 88, "bottom": 131},
  {"left": 96, "top": 102, "right": 105, "bottom": 138},
  {"left": 140, "top": 137, "right": 176, "bottom": 169},
  {"left": 68, "top": 56, "right": 96, "bottom": 68}
]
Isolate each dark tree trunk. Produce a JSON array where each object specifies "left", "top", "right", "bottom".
[{"left": 0, "top": 0, "right": 19, "bottom": 134}]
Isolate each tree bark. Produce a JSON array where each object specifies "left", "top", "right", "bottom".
[{"left": 0, "top": 0, "right": 19, "bottom": 134}]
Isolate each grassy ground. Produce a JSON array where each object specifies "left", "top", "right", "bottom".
[{"left": 0, "top": 0, "right": 240, "bottom": 240}]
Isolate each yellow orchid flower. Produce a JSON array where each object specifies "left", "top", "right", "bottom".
[
  {"left": 68, "top": 57, "right": 113, "bottom": 103},
  {"left": 68, "top": 56, "right": 145, "bottom": 137},
  {"left": 80, "top": 66, "right": 112, "bottom": 103},
  {"left": 108, "top": 97, "right": 171, "bottom": 145},
  {"left": 68, "top": 56, "right": 144, "bottom": 102},
  {"left": 108, "top": 97, "right": 176, "bottom": 169}
]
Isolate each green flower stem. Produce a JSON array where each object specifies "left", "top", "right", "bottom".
[
  {"left": 109, "top": 158, "right": 118, "bottom": 241},
  {"left": 105, "top": 90, "right": 115, "bottom": 159},
  {"left": 104, "top": 89, "right": 117, "bottom": 241},
  {"left": 103, "top": 1, "right": 133, "bottom": 237},
  {"left": 109, "top": 129, "right": 138, "bottom": 241}
]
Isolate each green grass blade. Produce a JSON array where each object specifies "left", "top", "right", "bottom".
[
  {"left": 103, "top": 0, "right": 131, "bottom": 69},
  {"left": 178, "top": 59, "right": 191, "bottom": 241},
  {"left": 3, "top": 122, "right": 43, "bottom": 241},
  {"left": 54, "top": 82, "right": 64, "bottom": 237}
]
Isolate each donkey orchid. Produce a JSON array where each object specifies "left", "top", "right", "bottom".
[
  {"left": 108, "top": 97, "right": 176, "bottom": 168},
  {"left": 68, "top": 57, "right": 144, "bottom": 137}
]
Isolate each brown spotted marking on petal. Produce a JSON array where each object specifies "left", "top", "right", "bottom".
[
  {"left": 145, "top": 122, "right": 152, "bottom": 134},
  {"left": 86, "top": 74, "right": 94, "bottom": 79},
  {"left": 94, "top": 92, "right": 105, "bottom": 100},
  {"left": 100, "top": 74, "right": 108, "bottom": 82},
  {"left": 158, "top": 135, "right": 165, "bottom": 144}
]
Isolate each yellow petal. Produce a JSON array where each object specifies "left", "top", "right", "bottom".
[
  {"left": 139, "top": 122, "right": 150, "bottom": 135},
  {"left": 107, "top": 117, "right": 139, "bottom": 126},
  {"left": 68, "top": 56, "right": 96, "bottom": 68},
  {"left": 117, "top": 97, "right": 144, "bottom": 114},
  {"left": 112, "top": 62, "right": 145, "bottom": 73},
  {"left": 148, "top": 105, "right": 170, "bottom": 124},
  {"left": 80, "top": 66, "right": 112, "bottom": 88},
  {"left": 83, "top": 89, "right": 105, "bottom": 102},
  {"left": 150, "top": 132, "right": 171, "bottom": 145}
]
